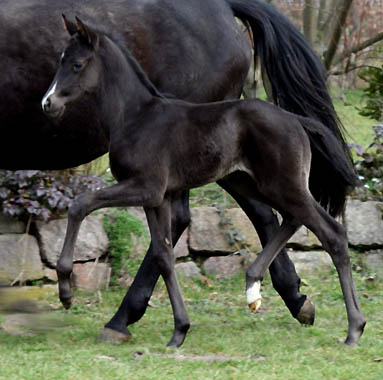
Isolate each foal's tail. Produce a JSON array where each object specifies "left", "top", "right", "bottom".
[
  {"left": 299, "top": 116, "right": 360, "bottom": 217},
  {"left": 226, "top": 0, "right": 354, "bottom": 216}
]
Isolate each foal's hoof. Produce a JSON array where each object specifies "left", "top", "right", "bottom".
[
  {"left": 248, "top": 298, "right": 262, "bottom": 313},
  {"left": 343, "top": 319, "right": 366, "bottom": 347},
  {"left": 97, "top": 327, "right": 131, "bottom": 344},
  {"left": 60, "top": 297, "right": 72, "bottom": 310},
  {"left": 296, "top": 298, "right": 315, "bottom": 325}
]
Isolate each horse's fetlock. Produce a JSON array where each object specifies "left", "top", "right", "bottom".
[
  {"left": 246, "top": 270, "right": 263, "bottom": 284},
  {"left": 180, "top": 321, "right": 190, "bottom": 334},
  {"left": 175, "top": 318, "right": 190, "bottom": 333}
]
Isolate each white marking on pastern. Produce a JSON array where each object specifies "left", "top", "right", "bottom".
[{"left": 246, "top": 281, "right": 262, "bottom": 309}]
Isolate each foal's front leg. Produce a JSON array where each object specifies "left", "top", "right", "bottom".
[
  {"left": 56, "top": 181, "right": 163, "bottom": 309},
  {"left": 144, "top": 198, "right": 190, "bottom": 347},
  {"left": 100, "top": 191, "right": 190, "bottom": 343}
]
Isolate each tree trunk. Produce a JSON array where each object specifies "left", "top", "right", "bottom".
[
  {"left": 323, "top": 0, "right": 354, "bottom": 70},
  {"left": 303, "top": 0, "right": 318, "bottom": 46}
]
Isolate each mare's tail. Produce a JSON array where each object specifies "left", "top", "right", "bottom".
[
  {"left": 226, "top": 0, "right": 354, "bottom": 215},
  {"left": 299, "top": 116, "right": 360, "bottom": 217}
]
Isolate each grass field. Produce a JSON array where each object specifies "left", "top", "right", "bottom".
[
  {"left": 1, "top": 267, "right": 382, "bottom": 380},
  {"left": 1, "top": 89, "right": 380, "bottom": 379}
]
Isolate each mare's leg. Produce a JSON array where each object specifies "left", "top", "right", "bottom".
[
  {"left": 218, "top": 179, "right": 314, "bottom": 324},
  {"left": 144, "top": 198, "right": 190, "bottom": 347},
  {"left": 100, "top": 191, "right": 190, "bottom": 343}
]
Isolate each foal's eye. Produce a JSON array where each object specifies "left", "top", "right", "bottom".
[{"left": 73, "top": 62, "right": 84, "bottom": 72}]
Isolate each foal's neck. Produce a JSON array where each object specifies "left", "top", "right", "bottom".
[{"left": 100, "top": 36, "right": 156, "bottom": 123}]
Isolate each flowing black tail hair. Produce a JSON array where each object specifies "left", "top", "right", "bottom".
[
  {"left": 298, "top": 116, "right": 360, "bottom": 217},
  {"left": 226, "top": 0, "right": 356, "bottom": 216}
]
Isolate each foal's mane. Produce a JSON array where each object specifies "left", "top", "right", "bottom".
[{"left": 95, "top": 26, "right": 167, "bottom": 99}]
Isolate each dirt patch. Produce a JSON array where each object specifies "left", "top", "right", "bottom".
[{"left": 134, "top": 352, "right": 266, "bottom": 362}]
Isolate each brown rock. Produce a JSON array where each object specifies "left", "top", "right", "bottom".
[
  {"left": 0, "top": 234, "right": 43, "bottom": 283},
  {"left": 0, "top": 214, "right": 26, "bottom": 234},
  {"left": 344, "top": 200, "right": 383, "bottom": 247},
  {"left": 189, "top": 207, "right": 261, "bottom": 256},
  {"left": 287, "top": 226, "right": 321, "bottom": 250},
  {"left": 202, "top": 256, "right": 245, "bottom": 278},
  {"left": 72, "top": 262, "right": 111, "bottom": 292},
  {"left": 175, "top": 262, "right": 201, "bottom": 279},
  {"left": 36, "top": 214, "right": 109, "bottom": 267},
  {"left": 174, "top": 230, "right": 189, "bottom": 259}
]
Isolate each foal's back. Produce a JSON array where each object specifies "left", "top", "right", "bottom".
[{"left": 141, "top": 98, "right": 311, "bottom": 194}]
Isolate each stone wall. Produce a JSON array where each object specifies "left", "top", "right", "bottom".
[
  {"left": 176, "top": 200, "right": 383, "bottom": 279},
  {"left": 0, "top": 214, "right": 110, "bottom": 291},
  {"left": 0, "top": 199, "right": 382, "bottom": 290}
]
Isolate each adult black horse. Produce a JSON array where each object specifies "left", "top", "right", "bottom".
[{"left": 1, "top": 0, "right": 342, "bottom": 342}]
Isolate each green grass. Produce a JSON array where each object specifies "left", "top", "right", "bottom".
[
  {"left": 1, "top": 270, "right": 382, "bottom": 380},
  {"left": 103, "top": 209, "right": 149, "bottom": 284},
  {"left": 331, "top": 88, "right": 377, "bottom": 148}
]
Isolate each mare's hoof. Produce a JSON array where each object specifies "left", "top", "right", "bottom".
[
  {"left": 248, "top": 298, "right": 262, "bottom": 313},
  {"left": 296, "top": 298, "right": 315, "bottom": 325},
  {"left": 97, "top": 327, "right": 131, "bottom": 344},
  {"left": 60, "top": 297, "right": 72, "bottom": 310}
]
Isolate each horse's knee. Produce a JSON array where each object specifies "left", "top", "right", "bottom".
[
  {"left": 153, "top": 246, "right": 174, "bottom": 277},
  {"left": 68, "top": 192, "right": 93, "bottom": 221}
]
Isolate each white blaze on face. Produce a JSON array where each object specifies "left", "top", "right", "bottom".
[
  {"left": 41, "top": 81, "right": 57, "bottom": 111},
  {"left": 246, "top": 281, "right": 262, "bottom": 306}
]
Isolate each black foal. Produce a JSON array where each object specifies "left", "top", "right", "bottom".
[{"left": 42, "top": 18, "right": 365, "bottom": 347}]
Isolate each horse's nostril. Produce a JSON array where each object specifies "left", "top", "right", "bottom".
[{"left": 43, "top": 97, "right": 51, "bottom": 112}]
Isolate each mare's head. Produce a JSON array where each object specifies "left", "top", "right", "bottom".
[{"left": 42, "top": 16, "right": 101, "bottom": 118}]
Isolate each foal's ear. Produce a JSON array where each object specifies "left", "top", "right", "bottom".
[
  {"left": 62, "top": 14, "right": 77, "bottom": 36},
  {"left": 75, "top": 17, "right": 100, "bottom": 49}
]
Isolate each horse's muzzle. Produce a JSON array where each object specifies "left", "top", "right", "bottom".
[{"left": 42, "top": 97, "right": 65, "bottom": 118}]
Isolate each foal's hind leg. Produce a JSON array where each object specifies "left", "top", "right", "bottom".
[
  {"left": 295, "top": 201, "right": 366, "bottom": 345},
  {"left": 218, "top": 178, "right": 314, "bottom": 324},
  {"left": 244, "top": 218, "right": 301, "bottom": 312}
]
